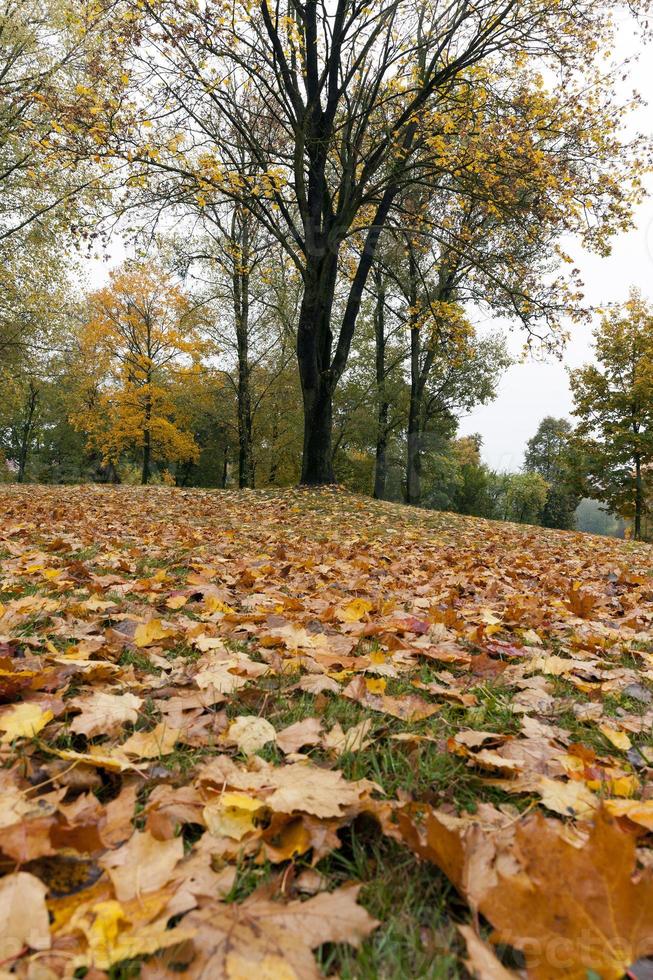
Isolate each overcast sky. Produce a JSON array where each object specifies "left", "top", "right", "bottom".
[{"left": 458, "top": 24, "right": 653, "bottom": 470}]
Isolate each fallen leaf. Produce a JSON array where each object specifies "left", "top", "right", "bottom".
[
  {"left": 337, "top": 599, "right": 373, "bottom": 622},
  {"left": 76, "top": 899, "right": 195, "bottom": 970},
  {"left": 604, "top": 798, "right": 653, "bottom": 832},
  {"left": 484, "top": 811, "right": 653, "bottom": 979},
  {"left": 100, "top": 830, "right": 184, "bottom": 902},
  {"left": 227, "top": 715, "right": 277, "bottom": 755},
  {"left": 134, "top": 619, "right": 174, "bottom": 647},
  {"left": 0, "top": 872, "right": 51, "bottom": 959},
  {"left": 599, "top": 724, "right": 632, "bottom": 751},
  {"left": 458, "top": 924, "right": 518, "bottom": 979},
  {"left": 0, "top": 703, "right": 53, "bottom": 742},
  {"left": 276, "top": 717, "right": 323, "bottom": 754},
  {"left": 343, "top": 675, "right": 440, "bottom": 721},
  {"left": 203, "top": 791, "right": 266, "bottom": 840},
  {"left": 185, "top": 886, "right": 377, "bottom": 977},
  {"left": 120, "top": 722, "right": 180, "bottom": 758},
  {"left": 324, "top": 718, "right": 373, "bottom": 755},
  {"left": 536, "top": 776, "right": 599, "bottom": 819},
  {"left": 70, "top": 692, "right": 143, "bottom": 738}
]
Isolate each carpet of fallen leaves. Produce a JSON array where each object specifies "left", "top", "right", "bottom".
[{"left": 1, "top": 485, "right": 653, "bottom": 979}]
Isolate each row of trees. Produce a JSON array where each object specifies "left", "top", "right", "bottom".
[
  {"left": 1, "top": 0, "right": 652, "bottom": 534},
  {"left": 4, "top": 240, "right": 653, "bottom": 538},
  {"left": 0, "top": 255, "right": 509, "bottom": 497},
  {"left": 1, "top": 0, "right": 648, "bottom": 481}
]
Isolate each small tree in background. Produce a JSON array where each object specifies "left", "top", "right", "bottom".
[
  {"left": 72, "top": 262, "right": 214, "bottom": 484},
  {"left": 570, "top": 292, "right": 653, "bottom": 539},
  {"left": 524, "top": 417, "right": 580, "bottom": 529}
]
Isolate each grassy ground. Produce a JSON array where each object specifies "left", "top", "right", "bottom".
[{"left": 0, "top": 484, "right": 652, "bottom": 978}]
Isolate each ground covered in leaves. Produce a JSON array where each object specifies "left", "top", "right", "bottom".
[{"left": 1, "top": 485, "right": 653, "bottom": 979}]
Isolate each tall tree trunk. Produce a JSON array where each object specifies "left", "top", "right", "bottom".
[
  {"left": 373, "top": 271, "right": 389, "bottom": 500},
  {"left": 141, "top": 385, "right": 151, "bottom": 485},
  {"left": 268, "top": 414, "right": 280, "bottom": 485},
  {"left": 233, "top": 209, "right": 254, "bottom": 488},
  {"left": 634, "top": 452, "right": 643, "bottom": 539},
  {"left": 17, "top": 381, "right": 38, "bottom": 483},
  {"left": 235, "top": 304, "right": 253, "bottom": 489},
  {"left": 406, "top": 360, "right": 422, "bottom": 505},
  {"left": 297, "top": 252, "right": 338, "bottom": 485},
  {"left": 221, "top": 444, "right": 229, "bottom": 488},
  {"left": 406, "top": 251, "right": 423, "bottom": 506}
]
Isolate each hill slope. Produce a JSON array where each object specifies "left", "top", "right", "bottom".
[{"left": 1, "top": 485, "right": 652, "bottom": 977}]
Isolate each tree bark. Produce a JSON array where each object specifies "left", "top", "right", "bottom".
[
  {"left": 406, "top": 350, "right": 423, "bottom": 505},
  {"left": 221, "top": 444, "right": 229, "bottom": 488},
  {"left": 634, "top": 452, "right": 643, "bottom": 539},
  {"left": 297, "top": 251, "right": 339, "bottom": 485},
  {"left": 373, "top": 271, "right": 389, "bottom": 500},
  {"left": 141, "top": 384, "right": 151, "bottom": 485},
  {"left": 233, "top": 209, "right": 254, "bottom": 488},
  {"left": 406, "top": 251, "right": 424, "bottom": 507},
  {"left": 17, "top": 381, "right": 38, "bottom": 484}
]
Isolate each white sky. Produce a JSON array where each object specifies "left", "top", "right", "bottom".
[{"left": 459, "top": 23, "right": 653, "bottom": 470}]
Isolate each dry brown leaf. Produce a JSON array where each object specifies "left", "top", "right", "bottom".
[
  {"left": 483, "top": 810, "right": 653, "bottom": 980},
  {"left": 276, "top": 717, "right": 323, "bottom": 754},
  {"left": 120, "top": 722, "right": 180, "bottom": 759},
  {"left": 0, "top": 872, "right": 51, "bottom": 959},
  {"left": 100, "top": 830, "right": 184, "bottom": 902},
  {"left": 70, "top": 692, "right": 143, "bottom": 738},
  {"left": 458, "top": 924, "right": 518, "bottom": 979},
  {"left": 343, "top": 675, "right": 440, "bottom": 721},
  {"left": 184, "top": 886, "right": 377, "bottom": 977},
  {"left": 536, "top": 776, "right": 599, "bottom": 819},
  {"left": 226, "top": 715, "right": 277, "bottom": 755},
  {"left": 323, "top": 718, "right": 373, "bottom": 755},
  {"left": 395, "top": 803, "right": 520, "bottom": 911}
]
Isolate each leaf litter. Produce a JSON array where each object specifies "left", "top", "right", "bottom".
[{"left": 0, "top": 484, "right": 653, "bottom": 977}]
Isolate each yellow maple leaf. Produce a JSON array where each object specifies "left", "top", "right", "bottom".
[
  {"left": 80, "top": 900, "right": 195, "bottom": 970},
  {"left": 203, "top": 792, "right": 266, "bottom": 840},
  {"left": 599, "top": 725, "right": 632, "bottom": 751},
  {"left": 365, "top": 677, "right": 386, "bottom": 695},
  {"left": 134, "top": 619, "right": 173, "bottom": 647},
  {"left": 337, "top": 598, "right": 373, "bottom": 622},
  {"left": 0, "top": 703, "right": 53, "bottom": 742}
]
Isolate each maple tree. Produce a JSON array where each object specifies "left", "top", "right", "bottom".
[
  {"left": 71, "top": 261, "right": 215, "bottom": 484},
  {"left": 570, "top": 291, "right": 653, "bottom": 539}
]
